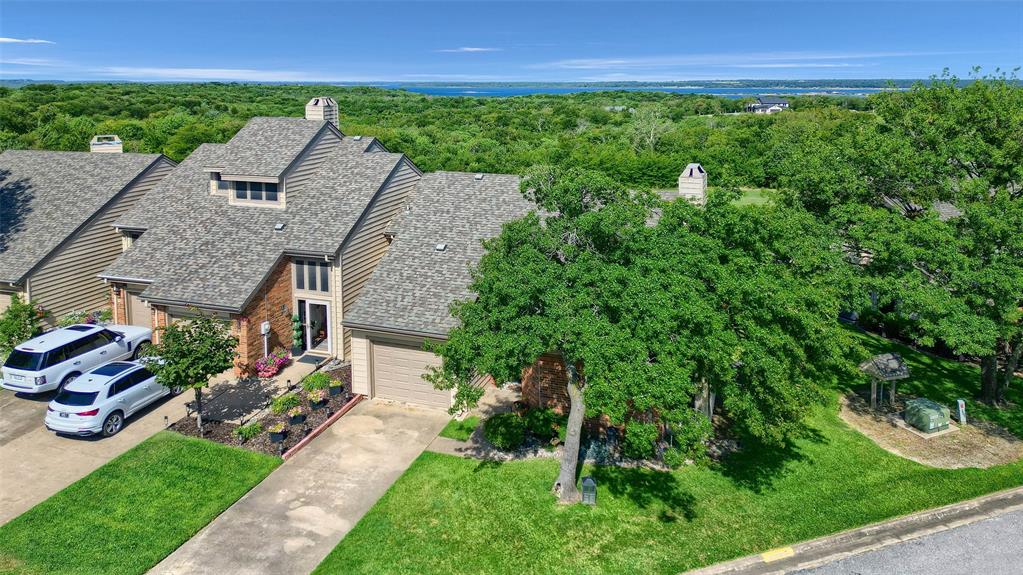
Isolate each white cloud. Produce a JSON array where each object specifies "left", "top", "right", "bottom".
[
  {"left": 530, "top": 50, "right": 973, "bottom": 70},
  {"left": 435, "top": 47, "right": 502, "bottom": 53},
  {"left": 0, "top": 37, "right": 55, "bottom": 45},
  {"left": 728, "top": 63, "right": 867, "bottom": 69},
  {"left": 0, "top": 58, "right": 60, "bottom": 67},
  {"left": 98, "top": 66, "right": 378, "bottom": 82}
]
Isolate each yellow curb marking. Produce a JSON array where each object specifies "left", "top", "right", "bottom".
[{"left": 761, "top": 546, "right": 796, "bottom": 562}]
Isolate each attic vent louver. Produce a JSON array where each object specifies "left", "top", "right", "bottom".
[
  {"left": 474, "top": 173, "right": 484, "bottom": 181},
  {"left": 274, "top": 223, "right": 286, "bottom": 232},
  {"left": 435, "top": 243, "right": 447, "bottom": 252}
]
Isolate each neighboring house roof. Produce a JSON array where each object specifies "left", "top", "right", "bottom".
[
  {"left": 344, "top": 171, "right": 534, "bottom": 338},
  {"left": 0, "top": 150, "right": 164, "bottom": 284},
  {"left": 756, "top": 96, "right": 789, "bottom": 105},
  {"left": 210, "top": 117, "right": 332, "bottom": 178},
  {"left": 880, "top": 194, "right": 963, "bottom": 221},
  {"left": 100, "top": 119, "right": 411, "bottom": 311}
]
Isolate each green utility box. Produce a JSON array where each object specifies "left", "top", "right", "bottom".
[{"left": 905, "top": 398, "right": 951, "bottom": 433}]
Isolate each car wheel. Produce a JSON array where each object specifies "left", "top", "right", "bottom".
[
  {"left": 133, "top": 341, "right": 152, "bottom": 360},
  {"left": 102, "top": 412, "right": 124, "bottom": 437},
  {"left": 170, "top": 385, "right": 183, "bottom": 396},
  {"left": 58, "top": 373, "right": 80, "bottom": 393}
]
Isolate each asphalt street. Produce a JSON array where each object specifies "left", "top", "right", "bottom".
[{"left": 794, "top": 509, "right": 1023, "bottom": 575}]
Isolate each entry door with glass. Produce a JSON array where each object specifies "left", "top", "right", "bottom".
[{"left": 296, "top": 299, "right": 330, "bottom": 354}]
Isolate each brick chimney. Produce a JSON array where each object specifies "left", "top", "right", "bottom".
[
  {"left": 90, "top": 134, "right": 123, "bottom": 153},
  {"left": 305, "top": 97, "right": 338, "bottom": 127},
  {"left": 677, "top": 163, "right": 707, "bottom": 206}
]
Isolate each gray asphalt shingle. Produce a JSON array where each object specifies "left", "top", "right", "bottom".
[
  {"left": 0, "top": 150, "right": 163, "bottom": 284},
  {"left": 101, "top": 119, "right": 407, "bottom": 311},
  {"left": 343, "top": 171, "right": 533, "bottom": 337},
  {"left": 213, "top": 117, "right": 329, "bottom": 177}
]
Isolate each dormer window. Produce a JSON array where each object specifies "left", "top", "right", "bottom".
[{"left": 234, "top": 181, "right": 279, "bottom": 202}]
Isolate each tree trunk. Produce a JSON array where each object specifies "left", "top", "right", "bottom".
[
  {"left": 999, "top": 339, "right": 1022, "bottom": 403},
  {"left": 194, "top": 388, "right": 204, "bottom": 435},
  {"left": 553, "top": 361, "right": 584, "bottom": 504},
  {"left": 980, "top": 355, "right": 999, "bottom": 405}
]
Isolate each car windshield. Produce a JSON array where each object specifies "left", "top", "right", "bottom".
[
  {"left": 54, "top": 390, "right": 99, "bottom": 407},
  {"left": 4, "top": 349, "right": 45, "bottom": 371}
]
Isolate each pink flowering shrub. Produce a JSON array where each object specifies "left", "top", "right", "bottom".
[{"left": 255, "top": 348, "right": 291, "bottom": 378}]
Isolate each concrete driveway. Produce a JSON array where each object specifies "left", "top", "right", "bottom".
[
  {"left": 0, "top": 388, "right": 191, "bottom": 525},
  {"left": 151, "top": 400, "right": 449, "bottom": 575}
]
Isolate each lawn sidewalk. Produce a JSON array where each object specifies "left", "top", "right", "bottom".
[{"left": 0, "top": 431, "right": 278, "bottom": 575}]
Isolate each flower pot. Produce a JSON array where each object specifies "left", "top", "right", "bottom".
[
  {"left": 328, "top": 385, "right": 342, "bottom": 397},
  {"left": 269, "top": 430, "right": 287, "bottom": 443},
  {"left": 289, "top": 413, "right": 306, "bottom": 425},
  {"left": 310, "top": 399, "right": 327, "bottom": 410}
]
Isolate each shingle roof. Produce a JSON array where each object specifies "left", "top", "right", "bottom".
[
  {"left": 344, "top": 171, "right": 533, "bottom": 337},
  {"left": 101, "top": 119, "right": 409, "bottom": 311},
  {"left": 212, "top": 117, "right": 330, "bottom": 178},
  {"left": 757, "top": 96, "right": 789, "bottom": 105},
  {"left": 0, "top": 150, "right": 163, "bottom": 284}
]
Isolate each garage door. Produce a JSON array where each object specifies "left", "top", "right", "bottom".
[{"left": 371, "top": 341, "right": 451, "bottom": 409}]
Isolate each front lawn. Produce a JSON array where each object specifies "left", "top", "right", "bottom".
[
  {"left": 439, "top": 416, "right": 480, "bottom": 442},
  {"left": 0, "top": 431, "right": 279, "bottom": 575},
  {"left": 315, "top": 335, "right": 1023, "bottom": 575}
]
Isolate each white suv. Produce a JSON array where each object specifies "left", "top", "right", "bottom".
[
  {"left": 45, "top": 361, "right": 180, "bottom": 437},
  {"left": 1, "top": 324, "right": 152, "bottom": 394}
]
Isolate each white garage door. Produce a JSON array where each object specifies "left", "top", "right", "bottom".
[{"left": 371, "top": 341, "right": 451, "bottom": 409}]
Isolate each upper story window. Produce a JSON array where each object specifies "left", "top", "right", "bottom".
[
  {"left": 234, "top": 181, "right": 279, "bottom": 202},
  {"left": 294, "top": 259, "right": 329, "bottom": 292}
]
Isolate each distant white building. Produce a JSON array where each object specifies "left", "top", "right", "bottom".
[{"left": 746, "top": 96, "right": 790, "bottom": 114}]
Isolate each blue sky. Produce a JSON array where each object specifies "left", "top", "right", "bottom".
[{"left": 1, "top": 1, "right": 1021, "bottom": 82}]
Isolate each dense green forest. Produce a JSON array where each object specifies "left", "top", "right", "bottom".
[{"left": 0, "top": 83, "right": 870, "bottom": 190}]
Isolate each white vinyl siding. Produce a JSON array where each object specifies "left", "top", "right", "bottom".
[
  {"left": 339, "top": 158, "right": 421, "bottom": 357},
  {"left": 282, "top": 127, "right": 342, "bottom": 197},
  {"left": 28, "top": 158, "right": 174, "bottom": 324}
]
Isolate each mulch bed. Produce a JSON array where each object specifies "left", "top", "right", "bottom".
[{"left": 169, "top": 365, "right": 355, "bottom": 458}]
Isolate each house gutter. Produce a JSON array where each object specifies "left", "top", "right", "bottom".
[{"left": 341, "top": 320, "right": 449, "bottom": 341}]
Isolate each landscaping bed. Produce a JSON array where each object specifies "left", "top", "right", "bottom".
[
  {"left": 170, "top": 365, "right": 356, "bottom": 457},
  {"left": 0, "top": 431, "right": 278, "bottom": 575}
]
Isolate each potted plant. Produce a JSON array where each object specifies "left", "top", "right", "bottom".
[
  {"left": 268, "top": 422, "right": 287, "bottom": 443},
  {"left": 255, "top": 347, "right": 291, "bottom": 378},
  {"left": 308, "top": 388, "right": 328, "bottom": 410},
  {"left": 328, "top": 379, "right": 343, "bottom": 397},
  {"left": 288, "top": 407, "right": 306, "bottom": 425},
  {"left": 290, "top": 314, "right": 304, "bottom": 355}
]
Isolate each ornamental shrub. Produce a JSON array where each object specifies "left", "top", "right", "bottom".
[
  {"left": 233, "top": 422, "right": 263, "bottom": 442},
  {"left": 270, "top": 392, "right": 301, "bottom": 415},
  {"left": 483, "top": 413, "right": 525, "bottom": 451},
  {"left": 0, "top": 294, "right": 43, "bottom": 362},
  {"left": 523, "top": 408, "right": 567, "bottom": 444},
  {"left": 622, "top": 420, "right": 659, "bottom": 460},
  {"left": 301, "top": 372, "right": 332, "bottom": 392},
  {"left": 255, "top": 347, "right": 291, "bottom": 378}
]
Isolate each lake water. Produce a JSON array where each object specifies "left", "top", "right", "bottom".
[{"left": 382, "top": 85, "right": 896, "bottom": 98}]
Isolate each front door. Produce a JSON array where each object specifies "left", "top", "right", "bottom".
[{"left": 296, "top": 299, "right": 330, "bottom": 355}]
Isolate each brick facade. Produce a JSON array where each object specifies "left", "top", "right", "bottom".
[
  {"left": 110, "top": 283, "right": 129, "bottom": 325},
  {"left": 232, "top": 258, "right": 294, "bottom": 376},
  {"left": 521, "top": 352, "right": 572, "bottom": 413}
]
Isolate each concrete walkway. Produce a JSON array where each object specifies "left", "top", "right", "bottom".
[
  {"left": 0, "top": 389, "right": 191, "bottom": 525},
  {"left": 150, "top": 400, "right": 449, "bottom": 575}
]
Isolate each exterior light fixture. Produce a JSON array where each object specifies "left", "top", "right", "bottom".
[{"left": 582, "top": 476, "right": 597, "bottom": 505}]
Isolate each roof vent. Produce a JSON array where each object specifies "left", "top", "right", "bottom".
[
  {"left": 474, "top": 173, "right": 484, "bottom": 181},
  {"left": 435, "top": 243, "right": 447, "bottom": 252},
  {"left": 90, "top": 134, "right": 122, "bottom": 153},
  {"left": 274, "top": 223, "right": 286, "bottom": 232},
  {"left": 353, "top": 135, "right": 363, "bottom": 141}
]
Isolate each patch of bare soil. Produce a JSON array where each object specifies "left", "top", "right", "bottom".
[{"left": 839, "top": 392, "right": 1023, "bottom": 469}]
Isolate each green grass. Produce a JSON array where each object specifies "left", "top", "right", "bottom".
[
  {"left": 439, "top": 416, "right": 480, "bottom": 442},
  {"left": 0, "top": 431, "right": 279, "bottom": 575},
  {"left": 315, "top": 335, "right": 1023, "bottom": 575}
]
